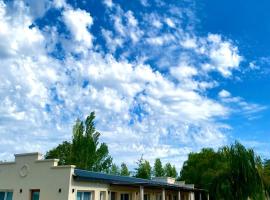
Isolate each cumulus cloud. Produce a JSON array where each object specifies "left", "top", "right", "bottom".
[
  {"left": 204, "top": 34, "right": 243, "bottom": 77},
  {"left": 63, "top": 7, "right": 93, "bottom": 52}
]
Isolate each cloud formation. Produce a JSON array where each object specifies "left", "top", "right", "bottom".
[{"left": 0, "top": 0, "right": 264, "bottom": 168}]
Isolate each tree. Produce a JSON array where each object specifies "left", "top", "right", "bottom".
[
  {"left": 180, "top": 142, "right": 264, "bottom": 200},
  {"left": 135, "top": 157, "right": 152, "bottom": 179},
  {"left": 110, "top": 164, "right": 120, "bottom": 175},
  {"left": 180, "top": 148, "right": 223, "bottom": 195},
  {"left": 217, "top": 142, "right": 263, "bottom": 200},
  {"left": 46, "top": 112, "right": 113, "bottom": 172},
  {"left": 45, "top": 141, "right": 72, "bottom": 165},
  {"left": 154, "top": 158, "right": 164, "bottom": 177},
  {"left": 261, "top": 159, "right": 270, "bottom": 198},
  {"left": 120, "top": 163, "right": 130, "bottom": 176},
  {"left": 164, "top": 163, "right": 177, "bottom": 178}
]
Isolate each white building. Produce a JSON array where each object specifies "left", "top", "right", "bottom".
[{"left": 0, "top": 153, "right": 207, "bottom": 200}]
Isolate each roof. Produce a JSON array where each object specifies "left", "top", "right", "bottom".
[{"left": 73, "top": 169, "right": 205, "bottom": 192}]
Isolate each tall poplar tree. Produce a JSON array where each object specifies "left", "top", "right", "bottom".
[
  {"left": 154, "top": 158, "right": 164, "bottom": 177},
  {"left": 46, "top": 112, "right": 112, "bottom": 172}
]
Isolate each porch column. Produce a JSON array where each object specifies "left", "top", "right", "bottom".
[
  {"left": 162, "top": 188, "right": 165, "bottom": 200},
  {"left": 199, "top": 193, "right": 202, "bottom": 200},
  {"left": 177, "top": 191, "right": 181, "bottom": 200},
  {"left": 108, "top": 191, "right": 111, "bottom": 200},
  {"left": 188, "top": 192, "right": 191, "bottom": 200},
  {"left": 207, "top": 194, "right": 209, "bottom": 200},
  {"left": 140, "top": 186, "right": 144, "bottom": 200}
]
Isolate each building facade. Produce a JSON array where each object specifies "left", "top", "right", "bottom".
[{"left": 0, "top": 153, "right": 207, "bottom": 200}]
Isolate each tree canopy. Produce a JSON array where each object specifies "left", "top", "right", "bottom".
[
  {"left": 109, "top": 163, "right": 120, "bottom": 175},
  {"left": 164, "top": 163, "right": 177, "bottom": 178},
  {"left": 135, "top": 157, "right": 152, "bottom": 179},
  {"left": 120, "top": 163, "right": 130, "bottom": 176},
  {"left": 46, "top": 112, "right": 112, "bottom": 172},
  {"left": 154, "top": 158, "right": 164, "bottom": 177},
  {"left": 180, "top": 142, "right": 265, "bottom": 200}
]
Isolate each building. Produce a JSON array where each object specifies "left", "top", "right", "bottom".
[{"left": 0, "top": 153, "right": 208, "bottom": 200}]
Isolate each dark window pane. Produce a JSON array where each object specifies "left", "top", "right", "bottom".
[
  {"left": 77, "top": 192, "right": 83, "bottom": 200},
  {"left": 121, "top": 194, "right": 129, "bottom": 200},
  {"left": 32, "top": 191, "right": 40, "bottom": 200},
  {"left": 6, "top": 192, "right": 13, "bottom": 200},
  {"left": 0, "top": 192, "right": 5, "bottom": 200},
  {"left": 83, "top": 192, "right": 91, "bottom": 200},
  {"left": 111, "top": 192, "right": 116, "bottom": 200},
  {"left": 144, "top": 194, "right": 150, "bottom": 200}
]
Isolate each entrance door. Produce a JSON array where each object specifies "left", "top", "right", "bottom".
[{"left": 30, "top": 190, "right": 40, "bottom": 200}]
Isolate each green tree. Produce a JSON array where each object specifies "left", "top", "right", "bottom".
[
  {"left": 217, "top": 142, "right": 263, "bottom": 200},
  {"left": 180, "top": 148, "right": 224, "bottom": 195},
  {"left": 110, "top": 164, "right": 120, "bottom": 175},
  {"left": 135, "top": 157, "right": 151, "bottom": 179},
  {"left": 120, "top": 163, "right": 130, "bottom": 176},
  {"left": 164, "top": 163, "right": 177, "bottom": 178},
  {"left": 45, "top": 141, "right": 72, "bottom": 165},
  {"left": 180, "top": 142, "right": 264, "bottom": 200},
  {"left": 46, "top": 112, "right": 112, "bottom": 172},
  {"left": 154, "top": 158, "right": 164, "bottom": 177},
  {"left": 261, "top": 159, "right": 270, "bottom": 198}
]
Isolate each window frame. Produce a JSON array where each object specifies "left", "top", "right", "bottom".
[
  {"left": 30, "top": 189, "right": 40, "bottom": 200},
  {"left": 100, "top": 191, "right": 106, "bottom": 200},
  {"left": 0, "top": 190, "right": 13, "bottom": 200},
  {"left": 110, "top": 191, "right": 117, "bottom": 200},
  {"left": 120, "top": 193, "right": 131, "bottom": 200},
  {"left": 77, "top": 190, "right": 93, "bottom": 200},
  {"left": 144, "top": 194, "right": 150, "bottom": 200}
]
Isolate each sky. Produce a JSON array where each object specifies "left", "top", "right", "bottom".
[{"left": 0, "top": 0, "right": 270, "bottom": 170}]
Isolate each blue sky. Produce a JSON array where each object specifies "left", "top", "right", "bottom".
[{"left": 0, "top": 0, "right": 270, "bottom": 169}]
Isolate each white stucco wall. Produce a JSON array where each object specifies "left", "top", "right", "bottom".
[
  {"left": 0, "top": 152, "right": 74, "bottom": 200},
  {"left": 0, "top": 153, "right": 195, "bottom": 200}
]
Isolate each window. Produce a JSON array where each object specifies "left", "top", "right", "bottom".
[
  {"left": 156, "top": 194, "right": 161, "bottom": 200},
  {"left": 0, "top": 192, "right": 13, "bottom": 200},
  {"left": 120, "top": 193, "right": 130, "bottom": 200},
  {"left": 144, "top": 194, "right": 150, "bottom": 200},
  {"left": 100, "top": 191, "right": 106, "bottom": 200},
  {"left": 30, "top": 190, "right": 40, "bottom": 200},
  {"left": 110, "top": 192, "right": 116, "bottom": 200},
  {"left": 77, "top": 191, "right": 92, "bottom": 200}
]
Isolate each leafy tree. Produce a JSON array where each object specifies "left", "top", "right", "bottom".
[
  {"left": 45, "top": 141, "right": 72, "bottom": 165},
  {"left": 180, "top": 142, "right": 264, "bottom": 200},
  {"left": 46, "top": 112, "right": 112, "bottom": 172},
  {"left": 154, "top": 158, "right": 164, "bottom": 177},
  {"left": 262, "top": 159, "right": 270, "bottom": 197},
  {"left": 110, "top": 164, "right": 120, "bottom": 175},
  {"left": 135, "top": 157, "right": 151, "bottom": 179},
  {"left": 217, "top": 142, "right": 263, "bottom": 200},
  {"left": 120, "top": 163, "right": 130, "bottom": 176},
  {"left": 180, "top": 148, "right": 224, "bottom": 195},
  {"left": 164, "top": 163, "right": 177, "bottom": 178}
]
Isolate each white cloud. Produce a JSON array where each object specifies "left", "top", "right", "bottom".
[
  {"left": 63, "top": 8, "right": 93, "bottom": 52},
  {"left": 53, "top": 0, "right": 67, "bottom": 9},
  {"left": 180, "top": 37, "right": 197, "bottom": 49},
  {"left": 206, "top": 34, "right": 243, "bottom": 77},
  {"left": 170, "top": 64, "right": 198, "bottom": 80},
  {"left": 165, "top": 18, "right": 175, "bottom": 28},
  {"left": 218, "top": 89, "right": 231, "bottom": 98},
  {"left": 103, "top": 0, "right": 114, "bottom": 8}
]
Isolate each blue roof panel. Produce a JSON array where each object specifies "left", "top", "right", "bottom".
[{"left": 73, "top": 169, "right": 204, "bottom": 192}]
